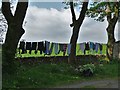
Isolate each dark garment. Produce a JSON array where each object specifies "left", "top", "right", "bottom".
[
  {"left": 26, "top": 42, "right": 32, "bottom": 50},
  {"left": 58, "top": 44, "right": 64, "bottom": 54},
  {"left": 58, "top": 44, "right": 67, "bottom": 56},
  {"left": 85, "top": 43, "right": 90, "bottom": 50},
  {"left": 19, "top": 41, "right": 25, "bottom": 49},
  {"left": 63, "top": 44, "right": 67, "bottom": 56},
  {"left": 99, "top": 44, "right": 102, "bottom": 51},
  {"left": 84, "top": 50, "right": 86, "bottom": 54},
  {"left": 19, "top": 41, "right": 25, "bottom": 54},
  {"left": 93, "top": 43, "right": 96, "bottom": 50},
  {"left": 49, "top": 43, "right": 54, "bottom": 55},
  {"left": 38, "top": 42, "right": 45, "bottom": 54},
  {"left": 26, "top": 42, "right": 32, "bottom": 54},
  {"left": 84, "top": 42, "right": 90, "bottom": 54},
  {"left": 31, "top": 42, "right": 37, "bottom": 54},
  {"left": 31, "top": 42, "right": 37, "bottom": 50}
]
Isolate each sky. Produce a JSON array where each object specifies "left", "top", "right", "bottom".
[{"left": 0, "top": 1, "right": 119, "bottom": 44}]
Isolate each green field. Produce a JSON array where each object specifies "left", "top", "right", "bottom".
[{"left": 16, "top": 44, "right": 107, "bottom": 58}]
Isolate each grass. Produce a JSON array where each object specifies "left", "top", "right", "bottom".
[
  {"left": 16, "top": 44, "right": 107, "bottom": 58},
  {"left": 2, "top": 44, "right": 119, "bottom": 88},
  {"left": 2, "top": 59, "right": 119, "bottom": 88},
  {"left": 3, "top": 63, "right": 80, "bottom": 88}
]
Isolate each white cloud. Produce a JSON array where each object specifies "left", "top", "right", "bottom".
[
  {"left": 78, "top": 18, "right": 108, "bottom": 43},
  {"left": 22, "top": 6, "right": 72, "bottom": 43},
  {"left": 21, "top": 6, "right": 118, "bottom": 44}
]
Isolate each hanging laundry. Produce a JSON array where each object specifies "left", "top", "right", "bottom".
[
  {"left": 45, "top": 41, "right": 50, "bottom": 55},
  {"left": 58, "top": 44, "right": 64, "bottom": 54},
  {"left": 38, "top": 41, "right": 45, "bottom": 54},
  {"left": 85, "top": 42, "right": 90, "bottom": 50},
  {"left": 84, "top": 42, "right": 90, "bottom": 54},
  {"left": 63, "top": 44, "right": 67, "bottom": 56},
  {"left": 99, "top": 44, "right": 103, "bottom": 54},
  {"left": 89, "top": 42, "right": 94, "bottom": 54},
  {"left": 26, "top": 42, "right": 32, "bottom": 54},
  {"left": 90, "top": 42, "right": 93, "bottom": 49},
  {"left": 54, "top": 43, "right": 59, "bottom": 55},
  {"left": 92, "top": 43, "right": 96, "bottom": 54},
  {"left": 49, "top": 42, "right": 54, "bottom": 55},
  {"left": 19, "top": 41, "right": 25, "bottom": 54},
  {"left": 67, "top": 44, "right": 71, "bottom": 55},
  {"left": 31, "top": 42, "right": 37, "bottom": 54},
  {"left": 93, "top": 43, "right": 96, "bottom": 51},
  {"left": 80, "top": 43, "right": 85, "bottom": 54},
  {"left": 26, "top": 42, "right": 32, "bottom": 50},
  {"left": 95, "top": 43, "right": 99, "bottom": 53}
]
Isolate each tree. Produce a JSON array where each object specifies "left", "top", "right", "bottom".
[
  {"left": 2, "top": 0, "right": 28, "bottom": 74},
  {"left": 86, "top": 1, "right": 119, "bottom": 60},
  {"left": 64, "top": 0, "right": 89, "bottom": 65}
]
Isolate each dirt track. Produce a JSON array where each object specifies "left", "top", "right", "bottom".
[{"left": 54, "top": 79, "right": 119, "bottom": 88}]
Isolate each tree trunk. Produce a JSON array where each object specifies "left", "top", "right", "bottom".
[
  {"left": 106, "top": 2, "right": 118, "bottom": 60},
  {"left": 2, "top": 1, "right": 28, "bottom": 74},
  {"left": 68, "top": 22, "right": 80, "bottom": 65},
  {"left": 68, "top": 2, "right": 88, "bottom": 65},
  {"left": 106, "top": 18, "right": 118, "bottom": 60},
  {"left": 2, "top": 23, "right": 25, "bottom": 74},
  {"left": 106, "top": 24, "right": 115, "bottom": 60}
]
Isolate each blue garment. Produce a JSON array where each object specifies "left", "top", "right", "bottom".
[
  {"left": 80, "top": 43, "right": 85, "bottom": 53},
  {"left": 95, "top": 43, "right": 99, "bottom": 53},
  {"left": 67, "top": 44, "right": 71, "bottom": 55},
  {"left": 89, "top": 42, "right": 94, "bottom": 54},
  {"left": 90, "top": 42, "right": 93, "bottom": 49},
  {"left": 54, "top": 43, "right": 59, "bottom": 55}
]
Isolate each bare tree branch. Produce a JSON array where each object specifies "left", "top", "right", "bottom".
[
  {"left": 2, "top": 0, "right": 13, "bottom": 23},
  {"left": 14, "top": 0, "right": 28, "bottom": 25},
  {"left": 78, "top": 1, "right": 88, "bottom": 25},
  {"left": 70, "top": 1, "right": 76, "bottom": 23}
]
